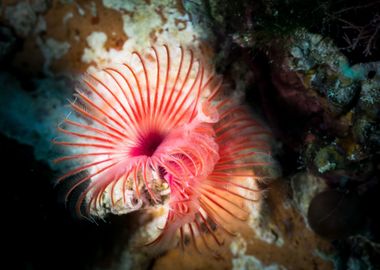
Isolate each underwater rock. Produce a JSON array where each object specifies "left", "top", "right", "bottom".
[
  {"left": 0, "top": 26, "right": 17, "bottom": 61},
  {"left": 230, "top": 234, "right": 248, "bottom": 257},
  {"left": 352, "top": 79, "right": 380, "bottom": 151},
  {"left": 3, "top": 0, "right": 50, "bottom": 38},
  {"left": 271, "top": 58, "right": 324, "bottom": 116},
  {"left": 346, "top": 257, "right": 371, "bottom": 270},
  {"left": 343, "top": 235, "right": 380, "bottom": 270},
  {"left": 293, "top": 50, "right": 360, "bottom": 116},
  {"left": 358, "top": 79, "right": 380, "bottom": 119},
  {"left": 287, "top": 31, "right": 346, "bottom": 72},
  {"left": 0, "top": 73, "right": 73, "bottom": 169},
  {"left": 248, "top": 199, "right": 285, "bottom": 247},
  {"left": 182, "top": 0, "right": 216, "bottom": 42},
  {"left": 1, "top": 0, "right": 206, "bottom": 76},
  {"left": 30, "top": 0, "right": 51, "bottom": 13},
  {"left": 36, "top": 37, "right": 71, "bottom": 74},
  {"left": 272, "top": 30, "right": 380, "bottom": 124},
  {"left": 368, "top": 130, "right": 380, "bottom": 149},
  {"left": 269, "top": 30, "right": 380, "bottom": 235},
  {"left": 232, "top": 254, "right": 287, "bottom": 270},
  {"left": 4, "top": 1, "right": 37, "bottom": 37},
  {"left": 309, "top": 64, "right": 361, "bottom": 114},
  {"left": 100, "top": 0, "right": 205, "bottom": 55},
  {"left": 290, "top": 172, "right": 327, "bottom": 225},
  {"left": 314, "top": 145, "right": 346, "bottom": 174},
  {"left": 352, "top": 117, "right": 375, "bottom": 146},
  {"left": 307, "top": 190, "right": 364, "bottom": 239},
  {"left": 270, "top": 30, "right": 367, "bottom": 135}
]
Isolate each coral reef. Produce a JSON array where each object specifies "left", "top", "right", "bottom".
[{"left": 1, "top": 0, "right": 379, "bottom": 269}]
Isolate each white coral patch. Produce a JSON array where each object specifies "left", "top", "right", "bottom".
[{"left": 83, "top": 1, "right": 206, "bottom": 71}]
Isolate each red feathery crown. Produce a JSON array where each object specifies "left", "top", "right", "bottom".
[{"left": 54, "top": 45, "right": 272, "bottom": 253}]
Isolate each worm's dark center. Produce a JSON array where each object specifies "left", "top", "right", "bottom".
[{"left": 130, "top": 131, "right": 165, "bottom": 157}]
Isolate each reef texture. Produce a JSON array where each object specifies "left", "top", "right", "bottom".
[{"left": 265, "top": 29, "right": 380, "bottom": 269}]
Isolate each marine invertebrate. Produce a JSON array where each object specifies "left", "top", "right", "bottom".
[{"left": 54, "top": 45, "right": 272, "bottom": 252}]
